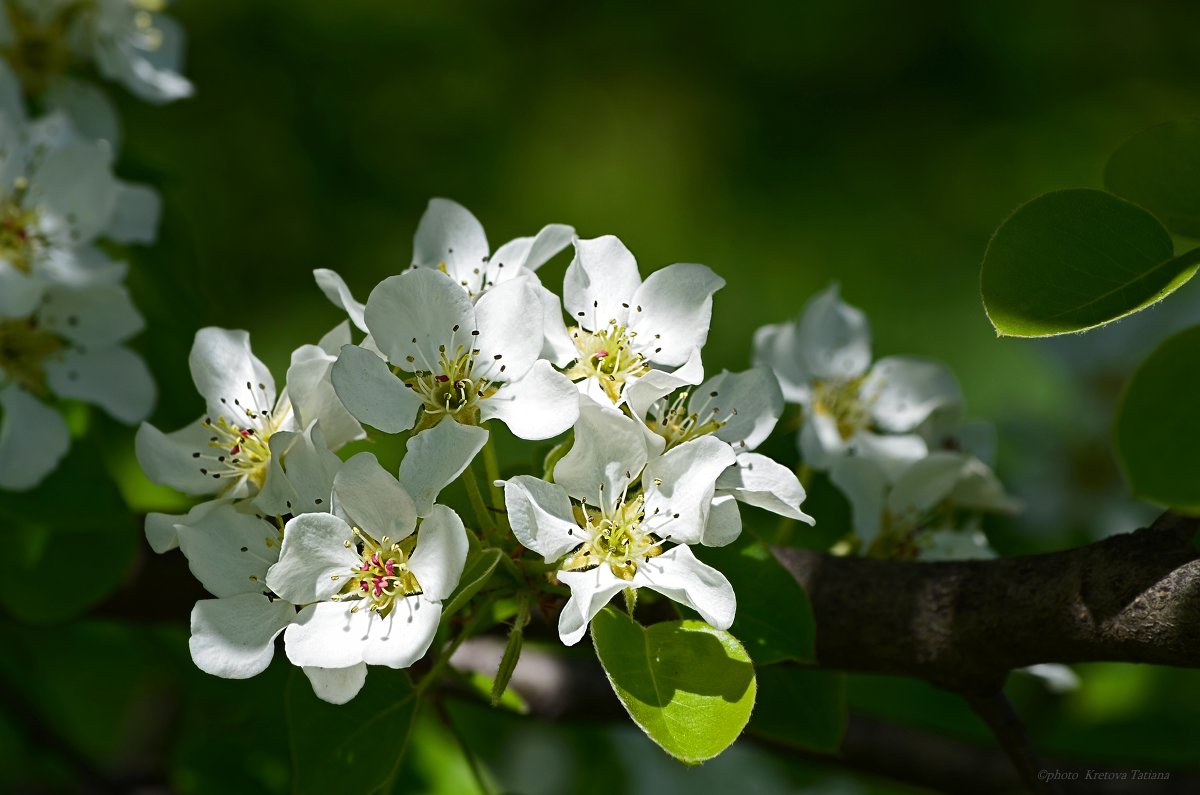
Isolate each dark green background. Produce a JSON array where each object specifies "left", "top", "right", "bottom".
[{"left": 4, "top": 0, "right": 1200, "bottom": 791}]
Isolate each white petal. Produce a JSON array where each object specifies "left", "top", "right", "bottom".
[
  {"left": 794, "top": 284, "right": 872, "bottom": 382},
  {"left": 920, "top": 529, "right": 996, "bottom": 561},
  {"left": 316, "top": 321, "right": 352, "bottom": 355},
  {"left": 313, "top": 269, "right": 368, "bottom": 333},
  {"left": 702, "top": 494, "right": 742, "bottom": 547},
  {"left": 330, "top": 343, "right": 421, "bottom": 434},
  {"left": 478, "top": 359, "right": 578, "bottom": 440},
  {"left": 188, "top": 328, "right": 275, "bottom": 425},
  {"left": 555, "top": 399, "right": 647, "bottom": 512},
  {"left": 302, "top": 664, "right": 368, "bottom": 704},
  {"left": 0, "top": 385, "right": 69, "bottom": 491},
  {"left": 643, "top": 436, "right": 736, "bottom": 545},
  {"left": 690, "top": 366, "right": 782, "bottom": 451},
  {"left": 628, "top": 263, "right": 724, "bottom": 367},
  {"left": 502, "top": 475, "right": 580, "bottom": 562},
  {"left": 362, "top": 596, "right": 443, "bottom": 669},
  {"left": 412, "top": 198, "right": 489, "bottom": 294},
  {"left": 190, "top": 594, "right": 294, "bottom": 679},
  {"left": 535, "top": 280, "right": 577, "bottom": 367},
  {"left": 886, "top": 452, "right": 970, "bottom": 517},
  {"left": 106, "top": 182, "right": 160, "bottom": 244},
  {"left": 0, "top": 261, "right": 43, "bottom": 318},
  {"left": 556, "top": 566, "right": 626, "bottom": 646},
  {"left": 332, "top": 452, "right": 417, "bottom": 542},
  {"left": 864, "top": 357, "right": 963, "bottom": 433},
  {"left": 39, "top": 284, "right": 143, "bottom": 347},
  {"left": 563, "top": 235, "right": 641, "bottom": 330},
  {"left": 364, "top": 269, "right": 474, "bottom": 372},
  {"left": 634, "top": 545, "right": 736, "bottom": 630},
  {"left": 254, "top": 424, "right": 342, "bottom": 517},
  {"left": 716, "top": 452, "right": 814, "bottom": 524},
  {"left": 30, "top": 139, "right": 117, "bottom": 245},
  {"left": 43, "top": 77, "right": 121, "bottom": 150},
  {"left": 145, "top": 500, "right": 218, "bottom": 554},
  {"left": 622, "top": 345, "right": 706, "bottom": 418},
  {"left": 266, "top": 512, "right": 358, "bottom": 605},
  {"left": 853, "top": 432, "right": 929, "bottom": 482},
  {"left": 177, "top": 504, "right": 281, "bottom": 598},
  {"left": 472, "top": 278, "right": 542, "bottom": 382},
  {"left": 799, "top": 411, "right": 848, "bottom": 472},
  {"left": 397, "top": 421, "right": 488, "bottom": 516},
  {"left": 1017, "top": 664, "right": 1080, "bottom": 694},
  {"left": 39, "top": 246, "right": 126, "bottom": 288},
  {"left": 829, "top": 457, "right": 888, "bottom": 546},
  {"left": 752, "top": 321, "right": 810, "bottom": 404},
  {"left": 134, "top": 419, "right": 221, "bottom": 496},
  {"left": 286, "top": 343, "right": 365, "bottom": 450},
  {"left": 487, "top": 223, "right": 574, "bottom": 279},
  {"left": 45, "top": 345, "right": 154, "bottom": 424},
  {"left": 284, "top": 598, "right": 441, "bottom": 670},
  {"left": 408, "top": 504, "right": 469, "bottom": 602},
  {"left": 950, "top": 457, "right": 1020, "bottom": 514}
]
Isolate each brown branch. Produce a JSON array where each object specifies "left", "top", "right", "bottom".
[{"left": 771, "top": 512, "right": 1200, "bottom": 693}]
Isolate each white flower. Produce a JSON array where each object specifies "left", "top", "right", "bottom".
[
  {"left": 0, "top": 0, "right": 192, "bottom": 104},
  {"left": 754, "top": 284, "right": 963, "bottom": 478},
  {"left": 266, "top": 453, "right": 468, "bottom": 703},
  {"left": 0, "top": 281, "right": 152, "bottom": 490},
  {"left": 330, "top": 267, "right": 578, "bottom": 469},
  {"left": 136, "top": 324, "right": 367, "bottom": 499},
  {"left": 503, "top": 401, "right": 736, "bottom": 645},
  {"left": 636, "top": 365, "right": 816, "bottom": 535},
  {"left": 830, "top": 450, "right": 1018, "bottom": 559},
  {"left": 0, "top": 91, "right": 160, "bottom": 317},
  {"left": 557, "top": 235, "right": 724, "bottom": 408}
]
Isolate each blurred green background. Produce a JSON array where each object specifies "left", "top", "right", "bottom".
[{"left": 4, "top": 0, "right": 1200, "bottom": 792}]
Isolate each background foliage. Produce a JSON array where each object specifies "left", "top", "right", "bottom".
[{"left": 4, "top": 0, "right": 1200, "bottom": 791}]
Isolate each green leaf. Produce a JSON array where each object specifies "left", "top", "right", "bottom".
[
  {"left": 694, "top": 541, "right": 815, "bottom": 665},
  {"left": 750, "top": 667, "right": 847, "bottom": 752},
  {"left": 1114, "top": 325, "right": 1200, "bottom": 513},
  {"left": 1105, "top": 120, "right": 1200, "bottom": 238},
  {"left": 442, "top": 548, "right": 503, "bottom": 621},
  {"left": 286, "top": 667, "right": 420, "bottom": 795},
  {"left": 591, "top": 608, "right": 756, "bottom": 764},
  {"left": 980, "top": 189, "right": 1200, "bottom": 337}
]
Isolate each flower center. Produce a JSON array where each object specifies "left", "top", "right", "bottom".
[
  {"left": 564, "top": 323, "right": 649, "bottom": 402},
  {"left": 812, "top": 376, "right": 871, "bottom": 441},
  {"left": 645, "top": 388, "right": 733, "bottom": 451},
  {"left": 191, "top": 382, "right": 283, "bottom": 491},
  {"left": 331, "top": 528, "right": 422, "bottom": 617},
  {"left": 0, "top": 183, "right": 44, "bottom": 274},
  {"left": 403, "top": 340, "right": 498, "bottom": 430},
  {"left": 562, "top": 495, "right": 668, "bottom": 581},
  {"left": 0, "top": 318, "right": 63, "bottom": 394}
]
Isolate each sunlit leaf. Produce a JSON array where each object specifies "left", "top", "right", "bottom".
[
  {"left": 980, "top": 189, "right": 1200, "bottom": 336},
  {"left": 591, "top": 609, "right": 756, "bottom": 764}
]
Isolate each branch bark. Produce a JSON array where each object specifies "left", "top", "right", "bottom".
[{"left": 771, "top": 512, "right": 1200, "bottom": 693}]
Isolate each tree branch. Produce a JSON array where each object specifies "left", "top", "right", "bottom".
[{"left": 771, "top": 512, "right": 1200, "bottom": 692}]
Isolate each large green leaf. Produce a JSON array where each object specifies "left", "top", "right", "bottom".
[
  {"left": 591, "top": 608, "right": 756, "bottom": 764},
  {"left": 750, "top": 666, "right": 846, "bottom": 752},
  {"left": 1114, "top": 325, "right": 1200, "bottom": 513},
  {"left": 980, "top": 189, "right": 1200, "bottom": 336},
  {"left": 694, "top": 541, "right": 815, "bottom": 665},
  {"left": 1105, "top": 120, "right": 1200, "bottom": 238},
  {"left": 286, "top": 667, "right": 420, "bottom": 795}
]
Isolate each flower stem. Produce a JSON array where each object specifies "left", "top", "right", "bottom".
[{"left": 462, "top": 462, "right": 496, "bottom": 537}]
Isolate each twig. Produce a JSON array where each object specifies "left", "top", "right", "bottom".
[{"left": 964, "top": 689, "right": 1061, "bottom": 795}]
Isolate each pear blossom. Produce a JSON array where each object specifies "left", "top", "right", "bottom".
[
  {"left": 266, "top": 453, "right": 468, "bottom": 703},
  {"left": 831, "top": 450, "right": 1018, "bottom": 560},
  {"left": 0, "top": 0, "right": 192, "bottom": 105},
  {"left": 556, "top": 235, "right": 723, "bottom": 408},
  {"left": 136, "top": 323, "right": 365, "bottom": 551},
  {"left": 503, "top": 400, "right": 736, "bottom": 645},
  {"left": 0, "top": 91, "right": 161, "bottom": 318},
  {"left": 635, "top": 365, "right": 815, "bottom": 536},
  {"left": 0, "top": 281, "right": 152, "bottom": 489},
  {"left": 754, "top": 284, "right": 963, "bottom": 478},
  {"left": 330, "top": 267, "right": 578, "bottom": 473}
]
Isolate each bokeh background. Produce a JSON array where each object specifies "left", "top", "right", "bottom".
[{"left": 4, "top": 0, "right": 1200, "bottom": 792}]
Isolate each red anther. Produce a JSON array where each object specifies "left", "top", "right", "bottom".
[
  {"left": 229, "top": 444, "right": 241, "bottom": 455},
  {"left": 594, "top": 350, "right": 609, "bottom": 359},
  {"left": 435, "top": 374, "right": 450, "bottom": 382},
  {"left": 240, "top": 429, "right": 253, "bottom": 437}
]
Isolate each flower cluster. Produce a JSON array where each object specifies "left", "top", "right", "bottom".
[
  {"left": 139, "top": 198, "right": 823, "bottom": 703},
  {"left": 754, "top": 285, "right": 1017, "bottom": 559}
]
